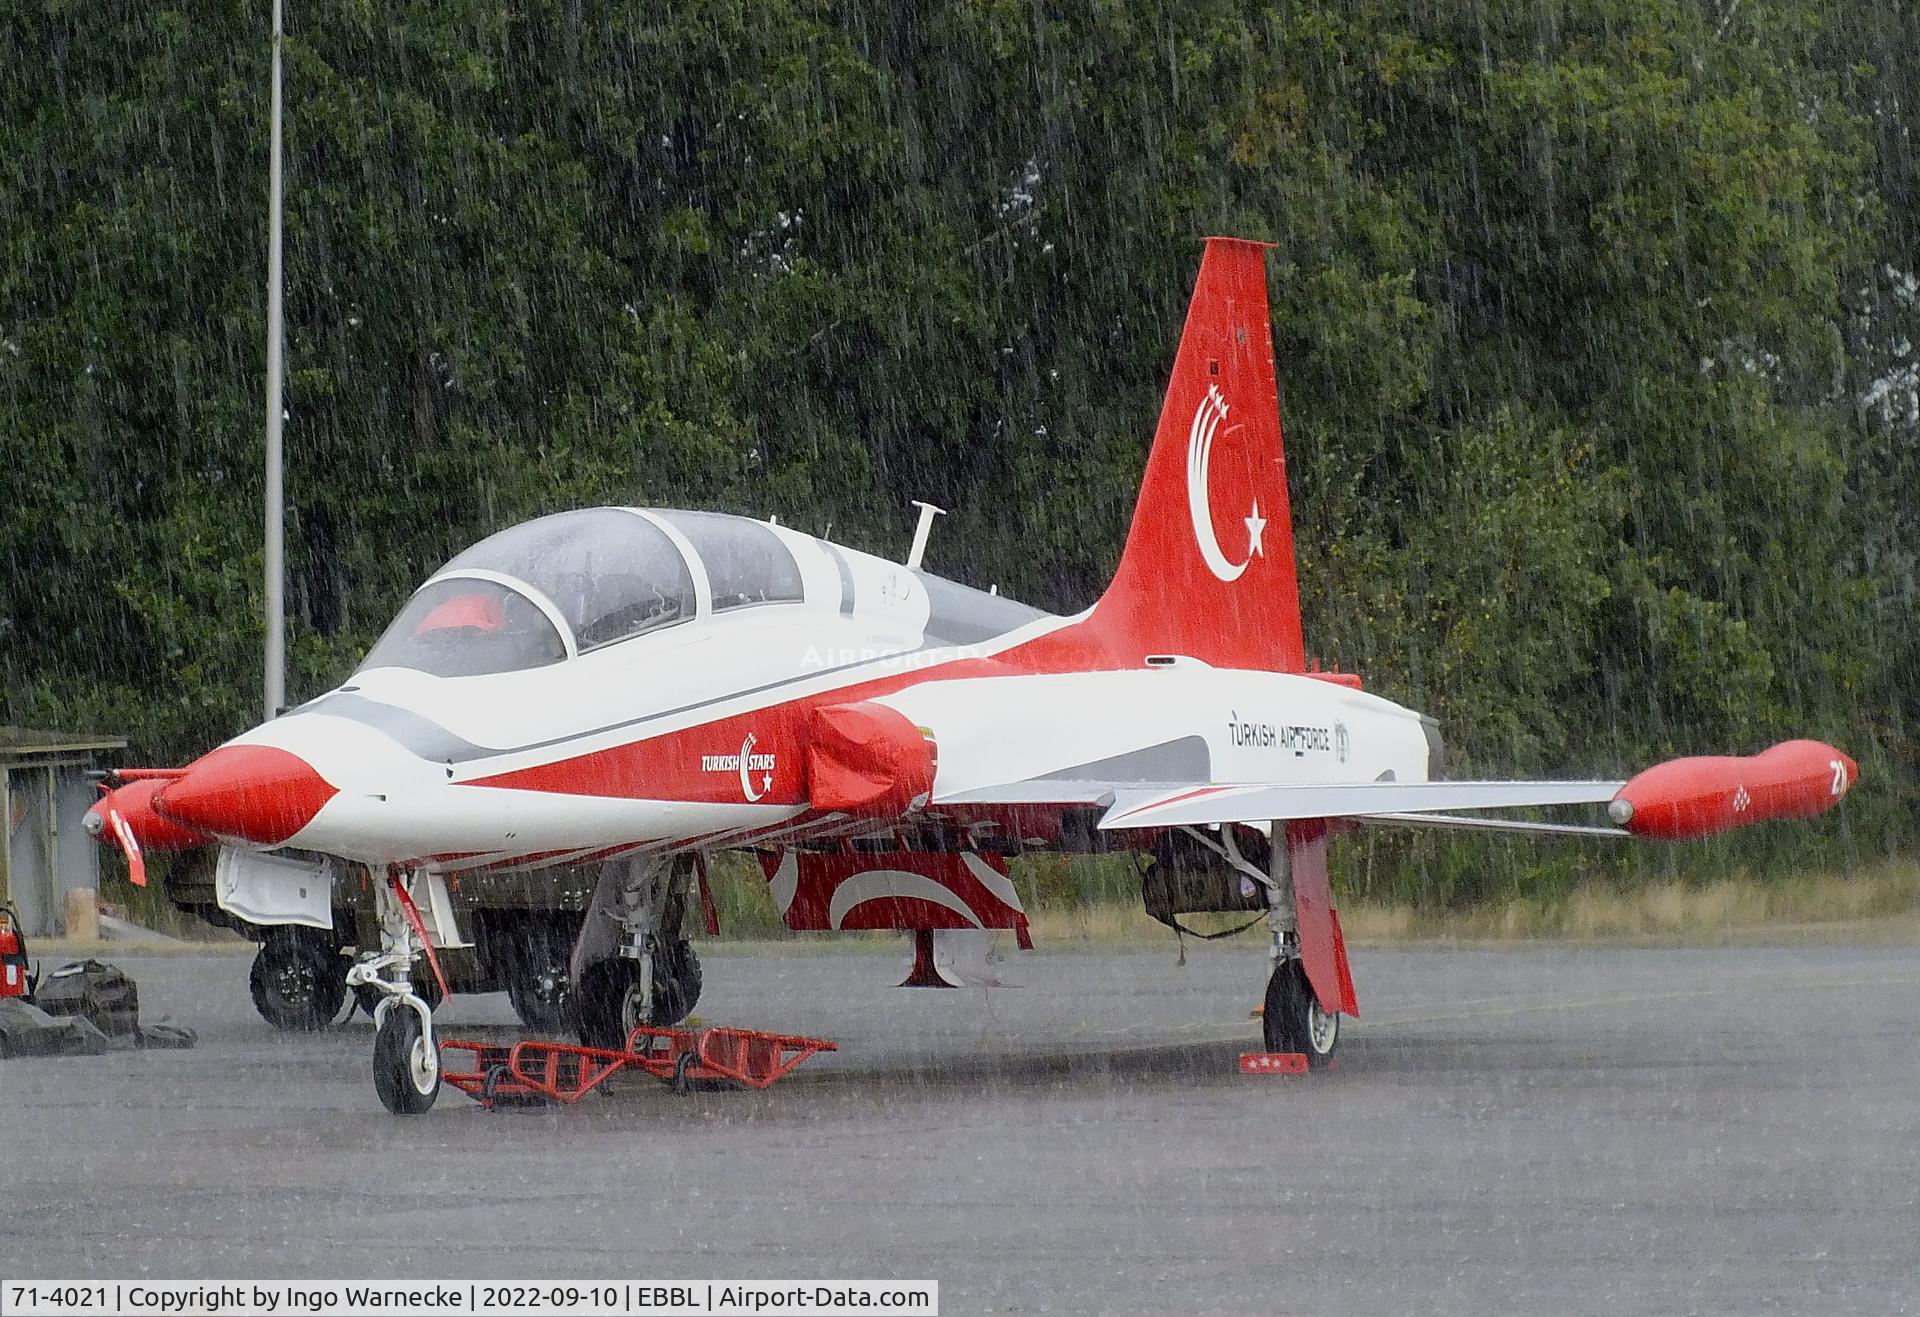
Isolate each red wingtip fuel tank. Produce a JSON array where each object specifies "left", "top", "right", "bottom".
[
  {"left": 152, "top": 745, "right": 339, "bottom": 847},
  {"left": 1608, "top": 739, "right": 1859, "bottom": 840}
]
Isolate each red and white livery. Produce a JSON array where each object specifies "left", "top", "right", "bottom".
[{"left": 90, "top": 239, "right": 1858, "bottom": 1112}]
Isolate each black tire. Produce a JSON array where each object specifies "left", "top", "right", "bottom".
[
  {"left": 1262, "top": 959, "right": 1339, "bottom": 1067},
  {"left": 372, "top": 1007, "right": 440, "bottom": 1115},
  {"left": 650, "top": 938, "right": 702, "bottom": 1026},
  {"left": 248, "top": 935, "right": 346, "bottom": 1032},
  {"left": 574, "top": 940, "right": 701, "bottom": 1048},
  {"left": 504, "top": 924, "right": 574, "bottom": 1034},
  {"left": 574, "top": 958, "right": 645, "bottom": 1051}
]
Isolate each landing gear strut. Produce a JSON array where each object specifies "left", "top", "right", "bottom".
[
  {"left": 348, "top": 871, "right": 445, "bottom": 1114},
  {"left": 1184, "top": 821, "right": 1342, "bottom": 1068},
  {"left": 572, "top": 855, "right": 704, "bottom": 1050},
  {"left": 1254, "top": 823, "right": 1338, "bottom": 1067}
]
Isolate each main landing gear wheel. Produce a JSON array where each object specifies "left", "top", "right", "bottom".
[
  {"left": 248, "top": 934, "right": 346, "bottom": 1031},
  {"left": 506, "top": 925, "right": 575, "bottom": 1034},
  {"left": 574, "top": 939, "right": 703, "bottom": 1049},
  {"left": 372, "top": 1006, "right": 441, "bottom": 1115},
  {"left": 1263, "top": 959, "right": 1339, "bottom": 1067},
  {"left": 651, "top": 937, "right": 702, "bottom": 1025},
  {"left": 575, "top": 959, "right": 646, "bottom": 1051}
]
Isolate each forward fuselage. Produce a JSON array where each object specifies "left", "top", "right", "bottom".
[{"left": 171, "top": 508, "right": 1437, "bottom": 870}]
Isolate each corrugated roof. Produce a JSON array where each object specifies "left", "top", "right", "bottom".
[{"left": 0, "top": 726, "right": 129, "bottom": 760}]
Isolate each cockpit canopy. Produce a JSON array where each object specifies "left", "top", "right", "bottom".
[
  {"left": 446, "top": 508, "right": 697, "bottom": 650},
  {"left": 361, "top": 577, "right": 568, "bottom": 678},
  {"left": 358, "top": 508, "right": 803, "bottom": 678}
]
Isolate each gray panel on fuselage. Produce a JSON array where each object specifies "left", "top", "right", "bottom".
[
  {"left": 1036, "top": 736, "right": 1212, "bottom": 786},
  {"left": 913, "top": 571, "right": 1050, "bottom": 648}
]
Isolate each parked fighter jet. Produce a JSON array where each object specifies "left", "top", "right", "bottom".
[{"left": 90, "top": 238, "right": 1858, "bottom": 1113}]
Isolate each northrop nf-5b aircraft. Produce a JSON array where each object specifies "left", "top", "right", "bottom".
[{"left": 89, "top": 238, "right": 1857, "bottom": 1113}]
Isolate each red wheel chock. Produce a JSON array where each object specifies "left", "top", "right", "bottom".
[{"left": 440, "top": 1025, "right": 838, "bottom": 1109}]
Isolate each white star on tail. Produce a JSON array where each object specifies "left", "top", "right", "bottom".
[{"left": 1244, "top": 500, "right": 1267, "bottom": 560}]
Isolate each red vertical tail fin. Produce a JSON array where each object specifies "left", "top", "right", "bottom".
[{"left": 1079, "top": 238, "right": 1305, "bottom": 672}]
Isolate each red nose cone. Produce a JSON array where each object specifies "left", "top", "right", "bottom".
[
  {"left": 153, "top": 746, "right": 338, "bottom": 846},
  {"left": 89, "top": 778, "right": 211, "bottom": 853}
]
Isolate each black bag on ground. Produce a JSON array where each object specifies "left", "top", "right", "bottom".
[
  {"left": 137, "top": 1021, "right": 197, "bottom": 1049},
  {"left": 34, "top": 959, "right": 141, "bottom": 1042},
  {"left": 0, "top": 999, "right": 111, "bottom": 1058}
]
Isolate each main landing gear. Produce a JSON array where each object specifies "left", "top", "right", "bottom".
[
  {"left": 572, "top": 854, "right": 704, "bottom": 1051},
  {"left": 1263, "top": 958, "right": 1339, "bottom": 1063},
  {"left": 1255, "top": 822, "right": 1339, "bottom": 1068},
  {"left": 1182, "top": 822, "right": 1342, "bottom": 1069},
  {"left": 348, "top": 871, "right": 446, "bottom": 1115}
]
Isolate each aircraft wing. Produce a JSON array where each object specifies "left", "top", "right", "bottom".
[
  {"left": 938, "top": 738, "right": 1857, "bottom": 842},
  {"left": 940, "top": 778, "right": 1628, "bottom": 837},
  {"left": 1095, "top": 780, "right": 1623, "bottom": 832}
]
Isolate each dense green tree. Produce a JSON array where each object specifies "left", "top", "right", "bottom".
[{"left": 0, "top": 0, "right": 1907, "bottom": 901}]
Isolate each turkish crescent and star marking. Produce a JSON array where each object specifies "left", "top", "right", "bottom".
[
  {"left": 739, "top": 731, "right": 771, "bottom": 802},
  {"left": 1186, "top": 382, "right": 1266, "bottom": 582}
]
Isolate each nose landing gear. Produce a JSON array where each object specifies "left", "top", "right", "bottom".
[
  {"left": 370, "top": 995, "right": 440, "bottom": 1114},
  {"left": 348, "top": 871, "right": 450, "bottom": 1115}
]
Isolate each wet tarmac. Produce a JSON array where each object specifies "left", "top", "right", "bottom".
[{"left": 3, "top": 941, "right": 1918, "bottom": 1314}]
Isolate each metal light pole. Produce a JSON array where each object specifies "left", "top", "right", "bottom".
[{"left": 262, "top": 0, "right": 287, "bottom": 720}]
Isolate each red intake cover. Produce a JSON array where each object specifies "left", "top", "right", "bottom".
[
  {"left": 805, "top": 702, "right": 936, "bottom": 816},
  {"left": 1614, "top": 739, "right": 1858, "bottom": 840}
]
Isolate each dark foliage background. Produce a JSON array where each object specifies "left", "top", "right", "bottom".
[{"left": 4, "top": 1, "right": 1914, "bottom": 902}]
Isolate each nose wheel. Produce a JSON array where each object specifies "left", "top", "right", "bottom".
[
  {"left": 372, "top": 1001, "right": 440, "bottom": 1115},
  {"left": 352, "top": 869, "right": 451, "bottom": 1114}
]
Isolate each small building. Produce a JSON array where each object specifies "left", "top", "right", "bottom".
[{"left": 2, "top": 727, "right": 128, "bottom": 936}]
